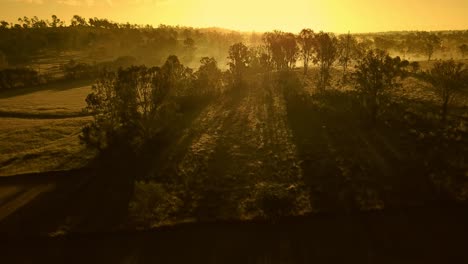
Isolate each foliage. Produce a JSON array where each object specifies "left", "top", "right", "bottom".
[
  {"left": 337, "top": 33, "right": 365, "bottom": 78},
  {"left": 129, "top": 182, "right": 182, "bottom": 227},
  {"left": 297, "top": 28, "right": 315, "bottom": 75},
  {"left": 263, "top": 31, "right": 299, "bottom": 70},
  {"left": 194, "top": 57, "right": 223, "bottom": 95},
  {"left": 81, "top": 55, "right": 218, "bottom": 153},
  {"left": 248, "top": 46, "right": 273, "bottom": 74},
  {"left": 227, "top": 42, "right": 250, "bottom": 85},
  {"left": 82, "top": 65, "right": 168, "bottom": 151},
  {"left": 459, "top": 44, "right": 468, "bottom": 58},
  {"left": 312, "top": 32, "right": 339, "bottom": 91},
  {"left": 243, "top": 182, "right": 310, "bottom": 219},
  {"left": 61, "top": 59, "right": 95, "bottom": 79},
  {"left": 0, "top": 67, "right": 40, "bottom": 91},
  {"left": 421, "top": 59, "right": 468, "bottom": 122},
  {"left": 353, "top": 49, "right": 409, "bottom": 123}
]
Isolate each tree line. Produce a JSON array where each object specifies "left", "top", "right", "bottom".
[
  {"left": 82, "top": 41, "right": 467, "bottom": 156},
  {"left": 0, "top": 15, "right": 243, "bottom": 66}
]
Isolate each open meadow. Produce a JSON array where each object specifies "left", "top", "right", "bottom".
[{"left": 0, "top": 81, "right": 94, "bottom": 176}]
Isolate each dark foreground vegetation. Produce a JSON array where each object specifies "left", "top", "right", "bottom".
[
  {"left": 0, "top": 15, "right": 467, "bottom": 262},
  {"left": 2, "top": 203, "right": 468, "bottom": 263}
]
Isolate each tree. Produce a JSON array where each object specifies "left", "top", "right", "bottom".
[
  {"left": 373, "top": 36, "right": 397, "bottom": 51},
  {"left": 227, "top": 42, "right": 250, "bottom": 85},
  {"left": 82, "top": 66, "right": 168, "bottom": 151},
  {"left": 297, "top": 28, "right": 315, "bottom": 75},
  {"left": 71, "top": 15, "right": 88, "bottom": 27},
  {"left": 282, "top": 33, "right": 299, "bottom": 69},
  {"left": 409, "top": 61, "right": 420, "bottom": 74},
  {"left": 353, "top": 49, "right": 409, "bottom": 123},
  {"left": 423, "top": 60, "right": 468, "bottom": 123},
  {"left": 82, "top": 56, "right": 195, "bottom": 152},
  {"left": 416, "top": 32, "right": 442, "bottom": 61},
  {"left": 18, "top": 17, "right": 31, "bottom": 28},
  {"left": 312, "top": 32, "right": 338, "bottom": 91},
  {"left": 0, "top": 21, "right": 9, "bottom": 29},
  {"left": 30, "top": 16, "right": 47, "bottom": 28},
  {"left": 0, "top": 51, "right": 7, "bottom": 69},
  {"left": 49, "top": 15, "right": 64, "bottom": 27},
  {"left": 459, "top": 44, "right": 468, "bottom": 58},
  {"left": 263, "top": 31, "right": 298, "bottom": 70},
  {"left": 160, "top": 55, "right": 193, "bottom": 96},
  {"left": 195, "top": 57, "right": 223, "bottom": 95},
  {"left": 183, "top": 37, "right": 196, "bottom": 62},
  {"left": 337, "top": 32, "right": 360, "bottom": 79},
  {"left": 248, "top": 46, "right": 273, "bottom": 74}
]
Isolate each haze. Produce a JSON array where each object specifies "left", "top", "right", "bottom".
[{"left": 1, "top": 0, "right": 467, "bottom": 32}]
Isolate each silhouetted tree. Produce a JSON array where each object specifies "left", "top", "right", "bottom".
[
  {"left": 312, "top": 32, "right": 338, "bottom": 91},
  {"left": 183, "top": 37, "right": 196, "bottom": 62},
  {"left": 0, "top": 68, "right": 39, "bottom": 90},
  {"left": 195, "top": 57, "right": 223, "bottom": 95},
  {"left": 298, "top": 28, "right": 315, "bottom": 75},
  {"left": 263, "top": 31, "right": 298, "bottom": 70},
  {"left": 61, "top": 59, "right": 94, "bottom": 79},
  {"left": 30, "top": 16, "right": 48, "bottom": 28},
  {"left": 0, "top": 21, "right": 9, "bottom": 29},
  {"left": 353, "top": 49, "right": 409, "bottom": 123},
  {"left": 409, "top": 61, "right": 420, "bottom": 74},
  {"left": 71, "top": 15, "right": 88, "bottom": 27},
  {"left": 17, "top": 17, "right": 31, "bottom": 28},
  {"left": 248, "top": 46, "right": 273, "bottom": 74},
  {"left": 82, "top": 66, "right": 170, "bottom": 151},
  {"left": 227, "top": 42, "right": 250, "bottom": 85},
  {"left": 416, "top": 32, "right": 442, "bottom": 61},
  {"left": 373, "top": 36, "right": 397, "bottom": 51},
  {"left": 161, "top": 55, "right": 194, "bottom": 96},
  {"left": 283, "top": 32, "right": 299, "bottom": 69},
  {"left": 459, "top": 44, "right": 468, "bottom": 58},
  {"left": 422, "top": 60, "right": 468, "bottom": 123},
  {"left": 49, "top": 15, "right": 64, "bottom": 27},
  {"left": 338, "top": 32, "right": 360, "bottom": 79}
]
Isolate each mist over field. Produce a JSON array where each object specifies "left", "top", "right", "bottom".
[{"left": 0, "top": 3, "right": 468, "bottom": 263}]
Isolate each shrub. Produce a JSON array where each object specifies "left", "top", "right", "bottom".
[
  {"left": 129, "top": 181, "right": 182, "bottom": 227},
  {"left": 0, "top": 67, "right": 39, "bottom": 91}
]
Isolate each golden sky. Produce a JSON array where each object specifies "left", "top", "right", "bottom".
[{"left": 1, "top": 0, "right": 467, "bottom": 32}]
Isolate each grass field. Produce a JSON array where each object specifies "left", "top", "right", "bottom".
[
  {"left": 0, "top": 81, "right": 95, "bottom": 176},
  {"left": 0, "top": 80, "right": 92, "bottom": 118}
]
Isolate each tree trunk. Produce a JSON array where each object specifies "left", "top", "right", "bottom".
[
  {"left": 303, "top": 57, "right": 308, "bottom": 75},
  {"left": 441, "top": 99, "right": 449, "bottom": 124}
]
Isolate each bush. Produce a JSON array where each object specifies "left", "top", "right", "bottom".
[
  {"left": 0, "top": 67, "right": 39, "bottom": 91},
  {"left": 243, "top": 182, "right": 311, "bottom": 220},
  {"left": 129, "top": 182, "right": 182, "bottom": 227},
  {"left": 61, "top": 59, "right": 95, "bottom": 79}
]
